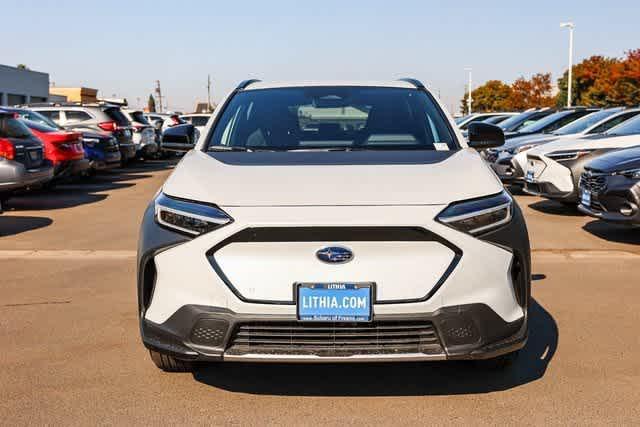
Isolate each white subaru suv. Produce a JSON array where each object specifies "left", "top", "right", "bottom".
[{"left": 137, "top": 79, "right": 531, "bottom": 372}]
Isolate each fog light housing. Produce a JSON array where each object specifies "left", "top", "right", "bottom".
[
  {"left": 620, "top": 203, "right": 636, "bottom": 217},
  {"left": 190, "top": 319, "right": 229, "bottom": 347}
]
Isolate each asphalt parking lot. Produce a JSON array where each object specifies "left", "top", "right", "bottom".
[{"left": 1, "top": 160, "right": 639, "bottom": 425}]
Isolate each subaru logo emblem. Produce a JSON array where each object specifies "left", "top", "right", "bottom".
[{"left": 316, "top": 246, "right": 354, "bottom": 264}]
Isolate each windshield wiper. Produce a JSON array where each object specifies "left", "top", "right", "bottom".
[{"left": 208, "top": 146, "right": 254, "bottom": 152}]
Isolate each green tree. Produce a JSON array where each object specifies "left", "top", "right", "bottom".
[
  {"left": 147, "top": 94, "right": 156, "bottom": 113},
  {"left": 16, "top": 64, "right": 29, "bottom": 70}
]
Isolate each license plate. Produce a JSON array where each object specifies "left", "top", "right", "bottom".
[
  {"left": 581, "top": 190, "right": 591, "bottom": 207},
  {"left": 28, "top": 150, "right": 41, "bottom": 161},
  {"left": 525, "top": 170, "right": 535, "bottom": 182},
  {"left": 297, "top": 283, "right": 372, "bottom": 322}
]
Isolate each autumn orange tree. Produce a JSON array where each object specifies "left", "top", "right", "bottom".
[
  {"left": 460, "top": 73, "right": 555, "bottom": 113},
  {"left": 557, "top": 50, "right": 640, "bottom": 106}
]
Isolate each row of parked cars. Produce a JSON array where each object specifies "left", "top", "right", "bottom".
[
  {"left": 460, "top": 106, "right": 640, "bottom": 226},
  {"left": 0, "top": 103, "right": 209, "bottom": 212}
]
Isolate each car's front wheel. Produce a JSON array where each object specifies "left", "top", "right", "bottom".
[{"left": 149, "top": 350, "right": 194, "bottom": 372}]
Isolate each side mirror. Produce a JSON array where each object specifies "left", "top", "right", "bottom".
[
  {"left": 467, "top": 122, "right": 505, "bottom": 150},
  {"left": 153, "top": 119, "right": 163, "bottom": 131},
  {"left": 161, "top": 123, "right": 196, "bottom": 152}
]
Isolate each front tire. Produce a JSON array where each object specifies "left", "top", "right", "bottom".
[{"left": 149, "top": 350, "right": 194, "bottom": 372}]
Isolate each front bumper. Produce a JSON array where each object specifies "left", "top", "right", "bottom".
[
  {"left": 491, "top": 155, "right": 525, "bottom": 185},
  {"left": 578, "top": 175, "right": 640, "bottom": 225},
  {"left": 138, "top": 200, "right": 530, "bottom": 363},
  {"left": 0, "top": 160, "right": 54, "bottom": 192},
  {"left": 141, "top": 303, "right": 527, "bottom": 363}
]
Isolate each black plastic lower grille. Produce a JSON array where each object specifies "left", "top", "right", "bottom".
[{"left": 226, "top": 321, "right": 443, "bottom": 357}]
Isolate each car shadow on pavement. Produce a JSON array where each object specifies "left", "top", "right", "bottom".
[
  {"left": 0, "top": 215, "right": 53, "bottom": 237},
  {"left": 192, "top": 299, "right": 558, "bottom": 396},
  {"left": 582, "top": 220, "right": 640, "bottom": 244},
  {"left": 528, "top": 200, "right": 583, "bottom": 217}
]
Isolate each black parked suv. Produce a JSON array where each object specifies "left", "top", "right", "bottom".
[
  {"left": 25, "top": 103, "right": 136, "bottom": 165},
  {"left": 578, "top": 146, "right": 640, "bottom": 225}
]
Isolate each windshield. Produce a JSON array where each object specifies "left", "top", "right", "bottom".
[
  {"left": 605, "top": 115, "right": 640, "bottom": 136},
  {"left": 23, "top": 119, "right": 59, "bottom": 133},
  {"left": 207, "top": 87, "right": 457, "bottom": 151},
  {"left": 517, "top": 110, "right": 588, "bottom": 134},
  {"left": 104, "top": 107, "right": 131, "bottom": 126},
  {"left": 130, "top": 111, "right": 150, "bottom": 125},
  {"left": 455, "top": 115, "right": 472, "bottom": 125},
  {"left": 497, "top": 111, "right": 550, "bottom": 132},
  {"left": 553, "top": 109, "right": 622, "bottom": 135},
  {"left": 0, "top": 115, "right": 33, "bottom": 139},
  {"left": 14, "top": 110, "right": 62, "bottom": 130}
]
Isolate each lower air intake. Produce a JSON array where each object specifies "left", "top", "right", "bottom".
[{"left": 226, "top": 321, "right": 443, "bottom": 357}]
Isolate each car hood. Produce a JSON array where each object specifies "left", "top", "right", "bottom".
[
  {"left": 528, "top": 134, "right": 640, "bottom": 157},
  {"left": 586, "top": 145, "right": 640, "bottom": 173},
  {"left": 161, "top": 149, "right": 503, "bottom": 207},
  {"left": 500, "top": 133, "right": 552, "bottom": 151}
]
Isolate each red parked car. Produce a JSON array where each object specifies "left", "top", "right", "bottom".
[{"left": 22, "top": 120, "right": 90, "bottom": 179}]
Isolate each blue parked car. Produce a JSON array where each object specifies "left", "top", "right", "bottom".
[{"left": 5, "top": 107, "right": 121, "bottom": 172}]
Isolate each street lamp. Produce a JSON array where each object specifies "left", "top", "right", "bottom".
[
  {"left": 560, "top": 22, "right": 575, "bottom": 108},
  {"left": 464, "top": 67, "right": 472, "bottom": 115}
]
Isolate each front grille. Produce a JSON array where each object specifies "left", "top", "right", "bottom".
[
  {"left": 579, "top": 172, "right": 607, "bottom": 194},
  {"left": 226, "top": 321, "right": 443, "bottom": 357}
]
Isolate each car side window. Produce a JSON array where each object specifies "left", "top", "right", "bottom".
[
  {"left": 589, "top": 112, "right": 640, "bottom": 134},
  {"left": 64, "top": 110, "right": 92, "bottom": 124},
  {"left": 38, "top": 110, "right": 61, "bottom": 124}
]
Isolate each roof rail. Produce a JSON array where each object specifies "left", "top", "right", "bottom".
[
  {"left": 397, "top": 78, "right": 425, "bottom": 89},
  {"left": 236, "top": 79, "right": 261, "bottom": 90},
  {"left": 19, "top": 101, "right": 120, "bottom": 109}
]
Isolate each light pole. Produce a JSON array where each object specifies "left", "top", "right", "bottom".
[
  {"left": 464, "top": 67, "right": 472, "bottom": 115},
  {"left": 560, "top": 22, "right": 575, "bottom": 108}
]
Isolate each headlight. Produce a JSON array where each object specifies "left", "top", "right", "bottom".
[
  {"left": 154, "top": 192, "right": 232, "bottom": 236},
  {"left": 436, "top": 191, "right": 512, "bottom": 235},
  {"left": 619, "top": 168, "right": 640, "bottom": 179},
  {"left": 83, "top": 137, "right": 100, "bottom": 147},
  {"left": 546, "top": 149, "right": 595, "bottom": 162}
]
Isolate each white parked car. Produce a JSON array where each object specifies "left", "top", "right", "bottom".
[
  {"left": 137, "top": 79, "right": 530, "bottom": 372},
  {"left": 122, "top": 109, "right": 158, "bottom": 157},
  {"left": 523, "top": 115, "right": 640, "bottom": 203},
  {"left": 493, "top": 107, "right": 640, "bottom": 185},
  {"left": 180, "top": 113, "right": 211, "bottom": 133}
]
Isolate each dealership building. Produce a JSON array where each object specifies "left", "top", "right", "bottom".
[{"left": 0, "top": 64, "right": 49, "bottom": 106}]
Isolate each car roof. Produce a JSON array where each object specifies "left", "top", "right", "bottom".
[{"left": 244, "top": 80, "right": 419, "bottom": 90}]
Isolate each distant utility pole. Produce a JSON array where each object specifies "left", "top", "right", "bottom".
[
  {"left": 155, "top": 80, "right": 164, "bottom": 113},
  {"left": 207, "top": 74, "right": 212, "bottom": 112},
  {"left": 560, "top": 22, "right": 575, "bottom": 108},
  {"left": 464, "top": 67, "right": 472, "bottom": 115}
]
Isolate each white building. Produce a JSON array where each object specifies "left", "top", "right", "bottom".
[{"left": 0, "top": 64, "right": 49, "bottom": 106}]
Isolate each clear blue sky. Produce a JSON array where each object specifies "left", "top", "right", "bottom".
[{"left": 3, "top": 0, "right": 638, "bottom": 113}]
